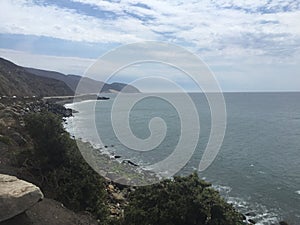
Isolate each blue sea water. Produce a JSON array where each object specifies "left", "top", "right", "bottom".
[{"left": 65, "top": 92, "right": 300, "bottom": 225}]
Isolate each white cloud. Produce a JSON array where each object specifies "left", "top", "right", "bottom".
[
  {"left": 0, "top": 0, "right": 157, "bottom": 43},
  {"left": 70, "top": 0, "right": 300, "bottom": 60},
  {"left": 1, "top": 0, "right": 300, "bottom": 61},
  {"left": 1, "top": 0, "right": 300, "bottom": 91}
]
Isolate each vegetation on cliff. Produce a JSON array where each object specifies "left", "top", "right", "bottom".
[{"left": 18, "top": 112, "right": 108, "bottom": 223}]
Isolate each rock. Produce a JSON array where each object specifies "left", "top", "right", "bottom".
[
  {"left": 109, "top": 206, "right": 119, "bottom": 215},
  {"left": 245, "top": 212, "right": 256, "bottom": 217},
  {"left": 112, "top": 192, "right": 125, "bottom": 201},
  {"left": 241, "top": 214, "right": 246, "bottom": 220},
  {"left": 122, "top": 160, "right": 138, "bottom": 167},
  {"left": 248, "top": 218, "right": 256, "bottom": 224},
  {"left": 107, "top": 184, "right": 115, "bottom": 192},
  {"left": 0, "top": 212, "right": 32, "bottom": 225},
  {"left": 0, "top": 174, "right": 44, "bottom": 222},
  {"left": 64, "top": 108, "right": 72, "bottom": 117},
  {"left": 279, "top": 221, "right": 289, "bottom": 225}
]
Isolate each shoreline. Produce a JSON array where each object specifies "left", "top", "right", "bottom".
[
  {"left": 75, "top": 139, "right": 161, "bottom": 186},
  {"left": 63, "top": 100, "right": 161, "bottom": 186}
]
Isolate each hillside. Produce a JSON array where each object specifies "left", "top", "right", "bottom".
[
  {"left": 25, "top": 68, "right": 140, "bottom": 94},
  {"left": 0, "top": 58, "right": 74, "bottom": 97}
]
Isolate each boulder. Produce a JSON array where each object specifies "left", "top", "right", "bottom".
[{"left": 0, "top": 174, "right": 44, "bottom": 222}]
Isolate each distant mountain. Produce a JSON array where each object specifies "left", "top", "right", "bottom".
[
  {"left": 0, "top": 58, "right": 74, "bottom": 97},
  {"left": 25, "top": 68, "right": 140, "bottom": 94}
]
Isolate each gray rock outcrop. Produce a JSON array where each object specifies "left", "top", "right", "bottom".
[{"left": 0, "top": 174, "right": 44, "bottom": 222}]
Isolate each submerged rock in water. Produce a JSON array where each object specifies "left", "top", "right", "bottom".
[
  {"left": 248, "top": 218, "right": 256, "bottom": 224},
  {"left": 279, "top": 221, "right": 289, "bottom": 225},
  {"left": 245, "top": 212, "right": 256, "bottom": 217},
  {"left": 122, "top": 160, "right": 138, "bottom": 167},
  {"left": 0, "top": 174, "right": 44, "bottom": 222}
]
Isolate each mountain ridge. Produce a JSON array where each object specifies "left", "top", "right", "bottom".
[
  {"left": 25, "top": 67, "right": 140, "bottom": 94},
  {"left": 0, "top": 57, "right": 140, "bottom": 97},
  {"left": 0, "top": 58, "right": 74, "bottom": 97}
]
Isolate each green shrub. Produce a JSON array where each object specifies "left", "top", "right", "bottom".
[
  {"left": 22, "top": 112, "right": 108, "bottom": 222},
  {"left": 123, "top": 172, "right": 245, "bottom": 225}
]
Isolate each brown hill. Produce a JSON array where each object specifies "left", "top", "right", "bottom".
[{"left": 0, "top": 58, "right": 74, "bottom": 97}]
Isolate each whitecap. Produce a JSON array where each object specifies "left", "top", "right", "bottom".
[
  {"left": 226, "top": 196, "right": 280, "bottom": 225},
  {"left": 258, "top": 170, "right": 266, "bottom": 174},
  {"left": 296, "top": 190, "right": 300, "bottom": 195},
  {"left": 212, "top": 184, "right": 232, "bottom": 194}
]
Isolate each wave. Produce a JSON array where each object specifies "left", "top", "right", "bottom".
[{"left": 213, "top": 184, "right": 280, "bottom": 225}]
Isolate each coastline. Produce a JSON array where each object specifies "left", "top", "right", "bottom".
[{"left": 63, "top": 100, "right": 160, "bottom": 186}]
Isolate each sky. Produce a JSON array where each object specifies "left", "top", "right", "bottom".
[{"left": 0, "top": 0, "right": 300, "bottom": 92}]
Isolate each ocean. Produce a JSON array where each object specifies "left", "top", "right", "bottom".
[{"left": 65, "top": 92, "right": 300, "bottom": 225}]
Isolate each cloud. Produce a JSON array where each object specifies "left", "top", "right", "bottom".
[
  {"left": 65, "top": 0, "right": 300, "bottom": 61},
  {"left": 1, "top": 0, "right": 300, "bottom": 61},
  {"left": 0, "top": 0, "right": 157, "bottom": 44},
  {"left": 0, "top": 0, "right": 299, "bottom": 91}
]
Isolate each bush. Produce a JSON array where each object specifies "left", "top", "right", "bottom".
[
  {"left": 0, "top": 135, "right": 11, "bottom": 145},
  {"left": 123, "top": 172, "right": 245, "bottom": 225},
  {"left": 22, "top": 112, "right": 108, "bottom": 222}
]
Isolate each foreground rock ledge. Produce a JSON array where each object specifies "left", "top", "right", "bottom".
[{"left": 0, "top": 174, "right": 44, "bottom": 222}]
